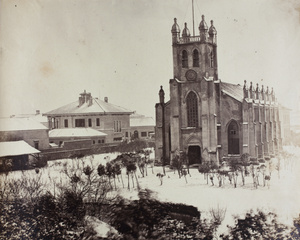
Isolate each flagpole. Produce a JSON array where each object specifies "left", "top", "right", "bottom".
[{"left": 192, "top": 0, "right": 195, "bottom": 36}]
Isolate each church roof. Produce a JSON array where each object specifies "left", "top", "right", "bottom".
[
  {"left": 221, "top": 82, "right": 243, "bottom": 102},
  {"left": 44, "top": 98, "right": 133, "bottom": 116},
  {"left": 49, "top": 128, "right": 107, "bottom": 138}
]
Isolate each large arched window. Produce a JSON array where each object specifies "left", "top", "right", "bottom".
[
  {"left": 193, "top": 49, "right": 199, "bottom": 67},
  {"left": 187, "top": 92, "right": 198, "bottom": 127},
  {"left": 228, "top": 120, "right": 239, "bottom": 154},
  {"left": 182, "top": 50, "right": 188, "bottom": 68}
]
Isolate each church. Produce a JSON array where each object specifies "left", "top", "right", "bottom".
[{"left": 155, "top": 15, "right": 282, "bottom": 166}]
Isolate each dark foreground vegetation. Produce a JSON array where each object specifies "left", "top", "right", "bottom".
[{"left": 1, "top": 187, "right": 300, "bottom": 239}]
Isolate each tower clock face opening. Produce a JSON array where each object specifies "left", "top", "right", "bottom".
[{"left": 185, "top": 69, "right": 197, "bottom": 81}]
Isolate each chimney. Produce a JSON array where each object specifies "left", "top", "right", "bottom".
[
  {"left": 88, "top": 95, "right": 93, "bottom": 106},
  {"left": 104, "top": 97, "right": 108, "bottom": 103},
  {"left": 79, "top": 90, "right": 93, "bottom": 107},
  {"left": 79, "top": 96, "right": 84, "bottom": 106},
  {"left": 36, "top": 110, "right": 40, "bottom": 115}
]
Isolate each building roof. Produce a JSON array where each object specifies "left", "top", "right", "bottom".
[
  {"left": 0, "top": 118, "right": 48, "bottom": 132},
  {"left": 0, "top": 140, "right": 40, "bottom": 157},
  {"left": 221, "top": 82, "right": 243, "bottom": 102},
  {"left": 130, "top": 114, "right": 155, "bottom": 127},
  {"left": 12, "top": 113, "right": 48, "bottom": 123},
  {"left": 49, "top": 128, "right": 107, "bottom": 138},
  {"left": 44, "top": 98, "right": 133, "bottom": 116}
]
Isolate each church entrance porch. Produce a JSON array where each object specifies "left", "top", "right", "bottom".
[{"left": 188, "top": 145, "right": 201, "bottom": 165}]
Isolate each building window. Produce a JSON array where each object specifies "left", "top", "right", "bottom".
[
  {"left": 75, "top": 119, "right": 85, "bottom": 127},
  {"left": 64, "top": 119, "right": 68, "bottom": 128},
  {"left": 113, "top": 137, "right": 122, "bottom": 141},
  {"left": 88, "top": 119, "right": 92, "bottom": 127},
  {"left": 93, "top": 140, "right": 95, "bottom": 144},
  {"left": 98, "top": 139, "right": 101, "bottom": 144},
  {"left": 141, "top": 132, "right": 147, "bottom": 137},
  {"left": 102, "top": 139, "right": 105, "bottom": 143},
  {"left": 209, "top": 51, "right": 214, "bottom": 68},
  {"left": 114, "top": 120, "right": 121, "bottom": 132},
  {"left": 228, "top": 120, "right": 239, "bottom": 154},
  {"left": 148, "top": 131, "right": 154, "bottom": 136},
  {"left": 193, "top": 49, "right": 199, "bottom": 67},
  {"left": 182, "top": 50, "right": 188, "bottom": 68},
  {"left": 187, "top": 91, "right": 198, "bottom": 127},
  {"left": 34, "top": 141, "right": 39, "bottom": 150},
  {"left": 125, "top": 132, "right": 128, "bottom": 137},
  {"left": 96, "top": 118, "right": 100, "bottom": 126}
]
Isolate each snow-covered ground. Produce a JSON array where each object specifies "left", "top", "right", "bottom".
[
  {"left": 117, "top": 146, "right": 300, "bottom": 234},
  {"left": 2, "top": 146, "right": 300, "bottom": 235}
]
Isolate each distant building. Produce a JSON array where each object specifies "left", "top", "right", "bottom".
[
  {"left": 0, "top": 117, "right": 49, "bottom": 150},
  {"left": 49, "top": 128, "right": 107, "bottom": 149},
  {"left": 289, "top": 109, "right": 300, "bottom": 146},
  {"left": 11, "top": 110, "right": 48, "bottom": 128},
  {"left": 44, "top": 90, "right": 133, "bottom": 144},
  {"left": 155, "top": 16, "right": 282, "bottom": 165},
  {"left": 279, "top": 105, "right": 291, "bottom": 145},
  {"left": 130, "top": 113, "right": 155, "bottom": 140},
  {"left": 290, "top": 110, "right": 300, "bottom": 134}
]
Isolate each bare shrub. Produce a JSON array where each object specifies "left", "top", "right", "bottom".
[{"left": 209, "top": 205, "right": 227, "bottom": 226}]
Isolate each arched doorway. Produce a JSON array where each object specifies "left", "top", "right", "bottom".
[
  {"left": 228, "top": 121, "right": 240, "bottom": 154},
  {"left": 188, "top": 145, "right": 201, "bottom": 165}
]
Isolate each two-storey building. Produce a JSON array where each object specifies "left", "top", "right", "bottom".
[{"left": 44, "top": 90, "right": 133, "bottom": 144}]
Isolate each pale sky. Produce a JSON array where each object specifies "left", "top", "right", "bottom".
[{"left": 1, "top": 0, "right": 300, "bottom": 118}]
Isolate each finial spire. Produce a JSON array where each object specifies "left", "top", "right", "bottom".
[
  {"left": 243, "top": 80, "right": 247, "bottom": 89},
  {"left": 182, "top": 22, "right": 190, "bottom": 37},
  {"left": 159, "top": 86, "right": 165, "bottom": 103}
]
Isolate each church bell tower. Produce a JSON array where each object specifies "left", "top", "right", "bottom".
[
  {"left": 155, "top": 14, "right": 220, "bottom": 165},
  {"left": 171, "top": 15, "right": 218, "bottom": 81}
]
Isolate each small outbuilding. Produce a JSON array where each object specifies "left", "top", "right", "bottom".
[{"left": 0, "top": 140, "right": 40, "bottom": 171}]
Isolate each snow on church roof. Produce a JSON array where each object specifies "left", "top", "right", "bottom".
[{"left": 221, "top": 82, "right": 243, "bottom": 102}]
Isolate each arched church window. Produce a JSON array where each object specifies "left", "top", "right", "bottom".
[
  {"left": 182, "top": 50, "right": 188, "bottom": 68},
  {"left": 209, "top": 51, "right": 214, "bottom": 68},
  {"left": 193, "top": 49, "right": 199, "bottom": 67},
  {"left": 228, "top": 120, "right": 239, "bottom": 154},
  {"left": 187, "top": 91, "right": 198, "bottom": 127}
]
